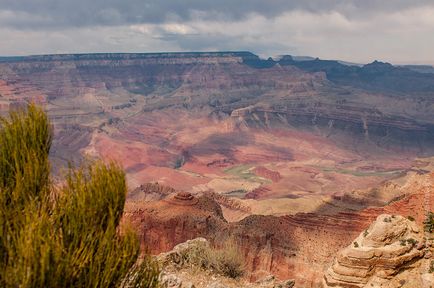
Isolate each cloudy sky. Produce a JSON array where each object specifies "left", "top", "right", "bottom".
[{"left": 1, "top": 0, "right": 433, "bottom": 64}]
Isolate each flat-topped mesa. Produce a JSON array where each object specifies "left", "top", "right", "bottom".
[
  {"left": 0, "top": 51, "right": 261, "bottom": 66},
  {"left": 323, "top": 214, "right": 426, "bottom": 288}
]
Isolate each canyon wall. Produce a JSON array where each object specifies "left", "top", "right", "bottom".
[
  {"left": 124, "top": 172, "right": 433, "bottom": 287},
  {"left": 1, "top": 52, "right": 433, "bottom": 156}
]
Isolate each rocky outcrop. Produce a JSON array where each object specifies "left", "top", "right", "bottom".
[
  {"left": 157, "top": 237, "right": 296, "bottom": 288},
  {"left": 128, "top": 182, "right": 176, "bottom": 202},
  {"left": 323, "top": 214, "right": 426, "bottom": 287},
  {"left": 204, "top": 191, "right": 252, "bottom": 214},
  {"left": 252, "top": 167, "right": 282, "bottom": 183},
  {"left": 123, "top": 173, "right": 432, "bottom": 287},
  {"left": 124, "top": 193, "right": 227, "bottom": 253},
  {"left": 244, "top": 186, "right": 271, "bottom": 199}
]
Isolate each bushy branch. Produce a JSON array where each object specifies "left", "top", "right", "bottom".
[{"left": 0, "top": 104, "right": 159, "bottom": 287}]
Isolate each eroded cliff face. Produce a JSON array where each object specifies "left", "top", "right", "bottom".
[
  {"left": 123, "top": 173, "right": 433, "bottom": 287},
  {"left": 0, "top": 52, "right": 433, "bottom": 154}
]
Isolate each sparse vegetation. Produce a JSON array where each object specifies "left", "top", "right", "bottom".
[
  {"left": 113, "top": 103, "right": 133, "bottom": 109},
  {"left": 174, "top": 239, "right": 245, "bottom": 279},
  {"left": 225, "top": 189, "right": 247, "bottom": 197},
  {"left": 353, "top": 242, "right": 359, "bottom": 248},
  {"left": 383, "top": 217, "right": 392, "bottom": 223},
  {"left": 363, "top": 230, "right": 369, "bottom": 237},
  {"left": 406, "top": 238, "right": 418, "bottom": 247},
  {"left": 429, "top": 260, "right": 434, "bottom": 273},
  {"left": 0, "top": 104, "right": 159, "bottom": 287},
  {"left": 224, "top": 165, "right": 270, "bottom": 184},
  {"left": 213, "top": 240, "right": 245, "bottom": 279},
  {"left": 108, "top": 117, "right": 121, "bottom": 125},
  {"left": 423, "top": 212, "right": 433, "bottom": 233},
  {"left": 311, "top": 165, "right": 404, "bottom": 177},
  {"left": 407, "top": 216, "right": 415, "bottom": 222},
  {"left": 399, "top": 238, "right": 418, "bottom": 248}
]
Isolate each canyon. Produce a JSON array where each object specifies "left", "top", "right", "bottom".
[
  {"left": 0, "top": 52, "right": 433, "bottom": 286},
  {"left": 124, "top": 170, "right": 433, "bottom": 286}
]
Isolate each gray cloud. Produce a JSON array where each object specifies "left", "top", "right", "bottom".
[
  {"left": 0, "top": 1, "right": 434, "bottom": 64},
  {"left": 0, "top": 0, "right": 433, "bottom": 29}
]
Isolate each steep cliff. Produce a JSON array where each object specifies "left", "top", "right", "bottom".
[{"left": 123, "top": 172, "right": 433, "bottom": 287}]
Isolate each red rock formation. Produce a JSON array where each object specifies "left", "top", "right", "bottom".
[
  {"left": 124, "top": 173, "right": 433, "bottom": 287},
  {"left": 124, "top": 193, "right": 226, "bottom": 253},
  {"left": 253, "top": 167, "right": 282, "bottom": 182},
  {"left": 128, "top": 182, "right": 176, "bottom": 202},
  {"left": 244, "top": 186, "right": 271, "bottom": 199},
  {"left": 204, "top": 191, "right": 251, "bottom": 214}
]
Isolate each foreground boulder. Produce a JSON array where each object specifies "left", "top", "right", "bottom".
[{"left": 323, "top": 214, "right": 426, "bottom": 287}]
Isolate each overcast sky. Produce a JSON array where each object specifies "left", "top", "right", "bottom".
[{"left": 1, "top": 0, "right": 433, "bottom": 64}]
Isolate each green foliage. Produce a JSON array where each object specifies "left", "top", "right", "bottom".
[
  {"left": 407, "top": 215, "right": 415, "bottom": 222},
  {"left": 353, "top": 241, "right": 359, "bottom": 248},
  {"left": 406, "top": 238, "right": 418, "bottom": 247},
  {"left": 399, "top": 238, "right": 418, "bottom": 248},
  {"left": 0, "top": 104, "right": 52, "bottom": 211},
  {"left": 423, "top": 212, "right": 434, "bottom": 233},
  {"left": 0, "top": 104, "right": 159, "bottom": 287}
]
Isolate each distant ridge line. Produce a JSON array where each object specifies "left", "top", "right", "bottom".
[{"left": 0, "top": 51, "right": 259, "bottom": 63}]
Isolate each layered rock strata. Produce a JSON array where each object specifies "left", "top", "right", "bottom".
[{"left": 323, "top": 214, "right": 426, "bottom": 287}]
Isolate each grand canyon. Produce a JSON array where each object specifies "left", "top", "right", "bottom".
[{"left": 0, "top": 52, "right": 433, "bottom": 287}]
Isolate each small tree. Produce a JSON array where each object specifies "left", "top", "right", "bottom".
[
  {"left": 0, "top": 104, "right": 159, "bottom": 287},
  {"left": 424, "top": 212, "right": 434, "bottom": 233}
]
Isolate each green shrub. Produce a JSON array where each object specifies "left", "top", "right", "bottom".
[
  {"left": 407, "top": 216, "right": 415, "bottom": 222},
  {"left": 0, "top": 104, "right": 159, "bottom": 287},
  {"left": 353, "top": 242, "right": 359, "bottom": 248},
  {"left": 406, "top": 238, "right": 418, "bottom": 247},
  {"left": 423, "top": 212, "right": 433, "bottom": 233}
]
